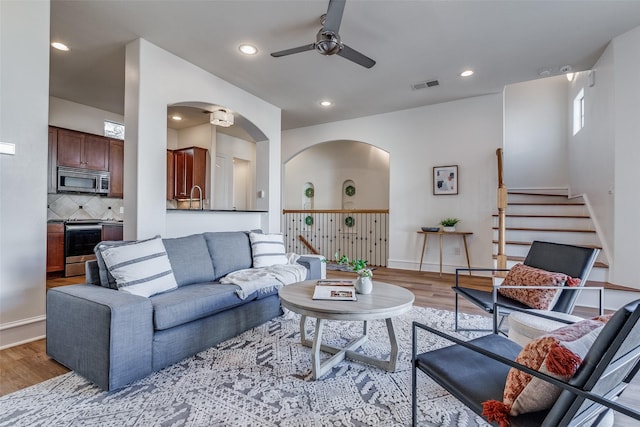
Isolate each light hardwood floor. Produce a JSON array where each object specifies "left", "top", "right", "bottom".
[{"left": 1, "top": 268, "right": 637, "bottom": 425}]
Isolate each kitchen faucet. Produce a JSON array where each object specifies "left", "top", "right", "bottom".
[{"left": 189, "top": 185, "right": 203, "bottom": 210}]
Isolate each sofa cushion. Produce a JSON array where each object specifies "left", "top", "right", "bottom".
[
  {"left": 150, "top": 283, "right": 256, "bottom": 330},
  {"left": 498, "top": 263, "right": 569, "bottom": 310},
  {"left": 204, "top": 232, "right": 253, "bottom": 280},
  {"left": 249, "top": 232, "right": 288, "bottom": 267},
  {"left": 100, "top": 236, "right": 178, "bottom": 298},
  {"left": 162, "top": 234, "right": 216, "bottom": 287},
  {"left": 94, "top": 240, "right": 133, "bottom": 289},
  {"left": 482, "top": 315, "right": 611, "bottom": 425}
]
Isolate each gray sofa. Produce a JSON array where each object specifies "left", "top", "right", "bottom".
[{"left": 46, "top": 231, "right": 322, "bottom": 391}]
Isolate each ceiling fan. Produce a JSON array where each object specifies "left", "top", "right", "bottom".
[{"left": 270, "top": 0, "right": 376, "bottom": 69}]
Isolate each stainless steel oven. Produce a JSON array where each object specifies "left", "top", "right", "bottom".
[{"left": 64, "top": 220, "right": 102, "bottom": 277}]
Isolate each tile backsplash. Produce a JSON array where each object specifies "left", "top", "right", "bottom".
[{"left": 47, "top": 194, "right": 124, "bottom": 221}]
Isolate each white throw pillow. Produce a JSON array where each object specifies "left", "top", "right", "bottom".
[
  {"left": 249, "top": 232, "right": 288, "bottom": 268},
  {"left": 100, "top": 236, "right": 178, "bottom": 297}
]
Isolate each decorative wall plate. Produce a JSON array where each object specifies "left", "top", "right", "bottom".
[
  {"left": 304, "top": 188, "right": 314, "bottom": 198},
  {"left": 345, "top": 185, "right": 356, "bottom": 197},
  {"left": 344, "top": 216, "right": 355, "bottom": 227},
  {"left": 305, "top": 215, "right": 313, "bottom": 226}
]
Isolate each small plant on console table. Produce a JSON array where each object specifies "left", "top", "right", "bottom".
[{"left": 439, "top": 217, "right": 460, "bottom": 232}]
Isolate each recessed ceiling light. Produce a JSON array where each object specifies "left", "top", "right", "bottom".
[
  {"left": 51, "top": 42, "right": 70, "bottom": 51},
  {"left": 238, "top": 44, "right": 258, "bottom": 55},
  {"left": 460, "top": 70, "right": 474, "bottom": 77},
  {"left": 171, "top": 115, "right": 182, "bottom": 121},
  {"left": 319, "top": 100, "right": 332, "bottom": 107},
  {"left": 537, "top": 67, "right": 554, "bottom": 77}
]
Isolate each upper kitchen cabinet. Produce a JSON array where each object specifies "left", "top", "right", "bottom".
[
  {"left": 108, "top": 139, "right": 124, "bottom": 198},
  {"left": 57, "top": 128, "right": 109, "bottom": 171},
  {"left": 48, "top": 127, "right": 58, "bottom": 194},
  {"left": 166, "top": 150, "right": 175, "bottom": 200},
  {"left": 172, "top": 147, "right": 207, "bottom": 199}
]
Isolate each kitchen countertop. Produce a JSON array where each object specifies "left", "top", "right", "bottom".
[
  {"left": 166, "top": 209, "right": 267, "bottom": 213},
  {"left": 47, "top": 219, "right": 124, "bottom": 224}
]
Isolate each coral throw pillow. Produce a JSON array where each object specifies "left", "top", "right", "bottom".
[
  {"left": 482, "top": 315, "right": 612, "bottom": 427},
  {"left": 498, "top": 263, "right": 577, "bottom": 310}
]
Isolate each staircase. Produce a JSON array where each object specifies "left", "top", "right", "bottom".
[{"left": 492, "top": 191, "right": 609, "bottom": 283}]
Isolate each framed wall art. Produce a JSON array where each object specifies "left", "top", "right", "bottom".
[{"left": 433, "top": 165, "right": 458, "bottom": 195}]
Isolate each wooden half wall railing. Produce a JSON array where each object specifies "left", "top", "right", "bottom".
[
  {"left": 282, "top": 209, "right": 389, "bottom": 266},
  {"left": 496, "top": 148, "right": 508, "bottom": 272}
]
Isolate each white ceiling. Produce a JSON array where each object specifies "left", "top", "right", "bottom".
[{"left": 49, "top": 0, "right": 640, "bottom": 131}]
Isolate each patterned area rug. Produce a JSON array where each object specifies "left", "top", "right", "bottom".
[{"left": 0, "top": 307, "right": 492, "bottom": 426}]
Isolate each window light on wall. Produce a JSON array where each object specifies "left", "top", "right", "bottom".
[
  {"left": 573, "top": 88, "right": 585, "bottom": 136},
  {"left": 105, "top": 120, "right": 125, "bottom": 139}
]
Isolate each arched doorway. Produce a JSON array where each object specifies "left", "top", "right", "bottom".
[{"left": 283, "top": 140, "right": 390, "bottom": 265}]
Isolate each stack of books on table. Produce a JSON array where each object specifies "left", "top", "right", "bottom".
[{"left": 312, "top": 280, "right": 357, "bottom": 301}]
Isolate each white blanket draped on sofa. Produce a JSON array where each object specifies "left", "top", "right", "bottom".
[{"left": 220, "top": 262, "right": 308, "bottom": 300}]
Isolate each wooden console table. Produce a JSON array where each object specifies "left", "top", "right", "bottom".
[{"left": 417, "top": 230, "right": 472, "bottom": 276}]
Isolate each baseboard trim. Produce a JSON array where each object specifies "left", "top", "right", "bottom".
[
  {"left": 0, "top": 315, "right": 46, "bottom": 350},
  {"left": 386, "top": 259, "right": 480, "bottom": 276}
]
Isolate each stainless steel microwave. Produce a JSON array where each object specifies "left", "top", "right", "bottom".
[{"left": 57, "top": 166, "right": 110, "bottom": 194}]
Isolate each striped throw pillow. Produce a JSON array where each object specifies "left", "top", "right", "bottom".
[
  {"left": 249, "top": 232, "right": 288, "bottom": 268},
  {"left": 100, "top": 236, "right": 178, "bottom": 297}
]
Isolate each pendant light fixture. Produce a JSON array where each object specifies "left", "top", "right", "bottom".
[{"left": 209, "top": 108, "right": 234, "bottom": 127}]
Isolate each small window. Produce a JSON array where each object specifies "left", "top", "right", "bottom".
[
  {"left": 573, "top": 89, "right": 584, "bottom": 135},
  {"left": 104, "top": 120, "right": 125, "bottom": 139}
]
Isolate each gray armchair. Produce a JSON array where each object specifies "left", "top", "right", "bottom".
[
  {"left": 452, "top": 241, "right": 600, "bottom": 332},
  {"left": 412, "top": 300, "right": 640, "bottom": 426}
]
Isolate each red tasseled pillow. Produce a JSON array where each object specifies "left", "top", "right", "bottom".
[{"left": 482, "top": 314, "right": 612, "bottom": 427}]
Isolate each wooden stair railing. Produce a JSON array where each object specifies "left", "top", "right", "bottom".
[
  {"left": 282, "top": 209, "right": 389, "bottom": 266},
  {"left": 496, "top": 148, "right": 508, "bottom": 274},
  {"left": 298, "top": 234, "right": 320, "bottom": 254}
]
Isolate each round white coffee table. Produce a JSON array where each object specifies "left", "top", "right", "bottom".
[{"left": 278, "top": 280, "right": 415, "bottom": 380}]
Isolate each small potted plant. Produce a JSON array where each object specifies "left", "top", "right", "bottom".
[
  {"left": 440, "top": 217, "right": 460, "bottom": 232},
  {"left": 335, "top": 253, "right": 373, "bottom": 294}
]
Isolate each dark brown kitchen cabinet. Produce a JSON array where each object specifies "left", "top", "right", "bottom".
[
  {"left": 166, "top": 150, "right": 175, "bottom": 200},
  {"left": 48, "top": 127, "right": 58, "bottom": 194},
  {"left": 47, "top": 223, "right": 65, "bottom": 273},
  {"left": 172, "top": 147, "right": 207, "bottom": 199},
  {"left": 108, "top": 139, "right": 124, "bottom": 198},
  {"left": 102, "top": 223, "right": 123, "bottom": 241},
  {"left": 57, "top": 128, "right": 109, "bottom": 171}
]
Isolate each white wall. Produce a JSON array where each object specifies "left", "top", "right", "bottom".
[
  {"left": 49, "top": 96, "right": 124, "bottom": 135},
  {"left": 176, "top": 123, "right": 212, "bottom": 150},
  {"left": 124, "top": 39, "right": 281, "bottom": 240},
  {"left": 504, "top": 76, "right": 569, "bottom": 190},
  {"left": 164, "top": 211, "right": 264, "bottom": 238},
  {"left": 568, "top": 52, "right": 615, "bottom": 268},
  {"left": 0, "top": 0, "right": 50, "bottom": 348},
  {"left": 167, "top": 128, "right": 178, "bottom": 150},
  {"left": 568, "top": 25, "right": 640, "bottom": 289},
  {"left": 284, "top": 141, "right": 389, "bottom": 210},
  {"left": 282, "top": 94, "right": 503, "bottom": 273},
  {"left": 216, "top": 133, "right": 256, "bottom": 210},
  {"left": 611, "top": 26, "right": 640, "bottom": 288}
]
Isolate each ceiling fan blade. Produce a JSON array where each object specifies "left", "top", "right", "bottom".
[
  {"left": 337, "top": 44, "right": 376, "bottom": 68},
  {"left": 270, "top": 44, "right": 315, "bottom": 58},
  {"left": 323, "top": 0, "right": 346, "bottom": 34}
]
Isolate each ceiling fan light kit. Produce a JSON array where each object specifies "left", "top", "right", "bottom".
[{"left": 270, "top": 0, "right": 376, "bottom": 69}]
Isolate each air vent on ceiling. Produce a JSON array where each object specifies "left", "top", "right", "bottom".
[{"left": 411, "top": 79, "right": 440, "bottom": 90}]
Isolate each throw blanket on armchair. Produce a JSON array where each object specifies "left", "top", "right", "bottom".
[{"left": 220, "top": 263, "right": 308, "bottom": 299}]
